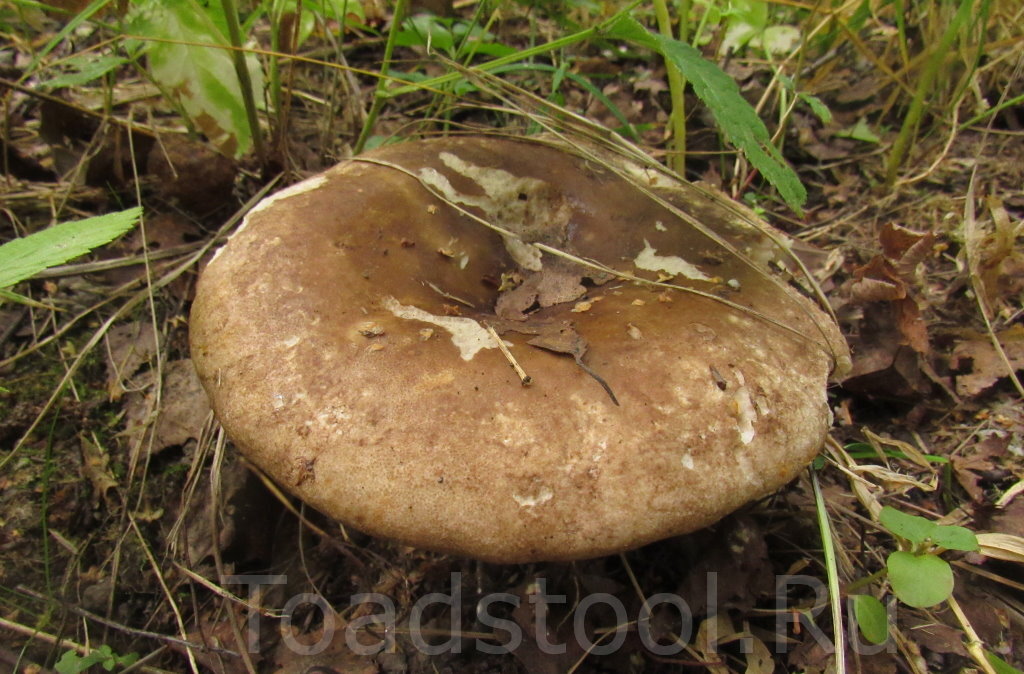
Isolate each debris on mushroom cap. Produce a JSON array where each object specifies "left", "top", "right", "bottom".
[{"left": 189, "top": 135, "right": 851, "bottom": 563}]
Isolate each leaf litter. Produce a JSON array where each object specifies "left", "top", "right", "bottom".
[{"left": 1, "top": 2, "right": 1023, "bottom": 673}]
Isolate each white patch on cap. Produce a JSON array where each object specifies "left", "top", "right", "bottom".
[
  {"left": 735, "top": 450, "right": 763, "bottom": 489},
  {"left": 249, "top": 173, "right": 329, "bottom": 218},
  {"left": 418, "top": 153, "right": 553, "bottom": 271},
  {"left": 417, "top": 167, "right": 476, "bottom": 207},
  {"left": 383, "top": 296, "right": 498, "bottom": 361},
  {"left": 680, "top": 452, "right": 695, "bottom": 470},
  {"left": 438, "top": 152, "right": 529, "bottom": 200},
  {"left": 512, "top": 486, "right": 553, "bottom": 507},
  {"left": 502, "top": 236, "right": 543, "bottom": 271},
  {"left": 634, "top": 239, "right": 711, "bottom": 281},
  {"left": 733, "top": 384, "right": 757, "bottom": 444}
]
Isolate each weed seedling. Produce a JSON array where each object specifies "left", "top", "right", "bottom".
[
  {"left": 850, "top": 506, "right": 978, "bottom": 645},
  {"left": 55, "top": 645, "right": 138, "bottom": 673}
]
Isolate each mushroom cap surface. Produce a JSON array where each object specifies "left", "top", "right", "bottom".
[{"left": 190, "top": 136, "right": 849, "bottom": 562}]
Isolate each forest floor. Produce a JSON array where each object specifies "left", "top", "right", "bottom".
[{"left": 1, "top": 1, "right": 1023, "bottom": 673}]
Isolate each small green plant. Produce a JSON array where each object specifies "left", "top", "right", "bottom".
[
  {"left": 879, "top": 505, "right": 977, "bottom": 606},
  {"left": 394, "top": 14, "right": 516, "bottom": 60},
  {"left": 851, "top": 506, "right": 978, "bottom": 645},
  {"left": 54, "top": 645, "right": 139, "bottom": 673},
  {"left": 126, "top": 0, "right": 264, "bottom": 158}
]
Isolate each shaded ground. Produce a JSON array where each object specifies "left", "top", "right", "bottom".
[{"left": 2, "top": 2, "right": 1023, "bottom": 673}]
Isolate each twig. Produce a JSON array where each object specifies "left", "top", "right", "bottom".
[
  {"left": 14, "top": 586, "right": 238, "bottom": 657},
  {"left": 0, "top": 615, "right": 171, "bottom": 674},
  {"left": 573, "top": 355, "right": 619, "bottom": 406},
  {"left": 947, "top": 594, "right": 998, "bottom": 674},
  {"left": 483, "top": 322, "right": 531, "bottom": 386},
  {"left": 425, "top": 281, "right": 476, "bottom": 308}
]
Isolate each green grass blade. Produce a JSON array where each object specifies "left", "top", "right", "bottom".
[
  {"left": 21, "top": 0, "right": 112, "bottom": 80},
  {"left": 604, "top": 14, "right": 807, "bottom": 213},
  {"left": 810, "top": 465, "right": 847, "bottom": 674}
]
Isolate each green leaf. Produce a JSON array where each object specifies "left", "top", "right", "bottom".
[
  {"left": 930, "top": 524, "right": 979, "bottom": 552},
  {"left": 851, "top": 594, "right": 888, "bottom": 645},
  {"left": 798, "top": 92, "right": 832, "bottom": 124},
  {"left": 879, "top": 506, "right": 936, "bottom": 545},
  {"left": 39, "top": 54, "right": 129, "bottom": 89},
  {"left": 0, "top": 208, "right": 142, "bottom": 291},
  {"left": 887, "top": 551, "right": 954, "bottom": 608},
  {"left": 835, "top": 117, "right": 881, "bottom": 144},
  {"left": 53, "top": 646, "right": 138, "bottom": 674},
  {"left": 397, "top": 14, "right": 456, "bottom": 52},
  {"left": 760, "top": 25, "right": 800, "bottom": 55},
  {"left": 130, "top": 0, "right": 262, "bottom": 157},
  {"left": 0, "top": 287, "right": 60, "bottom": 309},
  {"left": 55, "top": 649, "right": 105, "bottom": 674},
  {"left": 605, "top": 14, "right": 807, "bottom": 213},
  {"left": 880, "top": 507, "right": 978, "bottom": 551},
  {"left": 988, "top": 651, "right": 1024, "bottom": 674},
  {"left": 720, "top": 0, "right": 768, "bottom": 53}
]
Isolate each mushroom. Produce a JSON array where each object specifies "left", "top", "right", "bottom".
[{"left": 190, "top": 136, "right": 850, "bottom": 563}]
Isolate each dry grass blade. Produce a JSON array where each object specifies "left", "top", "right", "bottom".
[
  {"left": 432, "top": 62, "right": 845, "bottom": 357},
  {"left": 947, "top": 594, "right": 999, "bottom": 674},
  {"left": 207, "top": 427, "right": 259, "bottom": 674},
  {"left": 963, "top": 144, "right": 1024, "bottom": 399},
  {"left": 13, "top": 585, "right": 238, "bottom": 657},
  {"left": 355, "top": 153, "right": 837, "bottom": 366}
]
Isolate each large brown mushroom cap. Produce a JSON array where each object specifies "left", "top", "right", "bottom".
[{"left": 190, "top": 136, "right": 849, "bottom": 563}]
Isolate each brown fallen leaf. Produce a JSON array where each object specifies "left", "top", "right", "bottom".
[
  {"left": 951, "top": 432, "right": 1009, "bottom": 503},
  {"left": 951, "top": 325, "right": 1024, "bottom": 396},
  {"left": 105, "top": 321, "right": 161, "bottom": 401},
  {"left": 123, "top": 359, "right": 212, "bottom": 455},
  {"left": 495, "top": 267, "right": 586, "bottom": 321},
  {"left": 525, "top": 322, "right": 620, "bottom": 406},
  {"left": 844, "top": 224, "right": 934, "bottom": 355}
]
